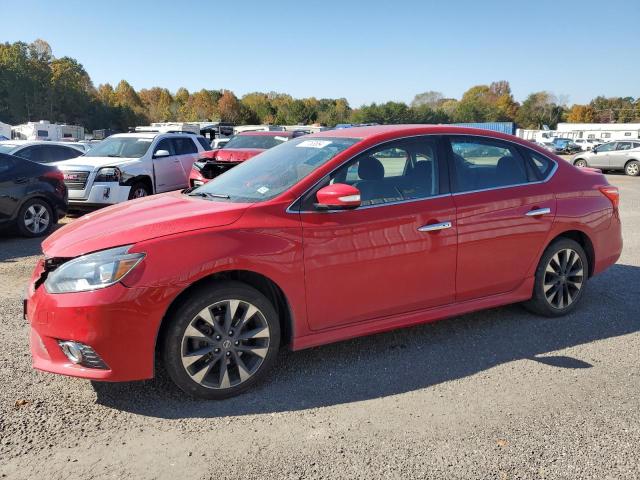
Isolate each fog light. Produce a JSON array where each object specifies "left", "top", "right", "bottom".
[
  {"left": 57, "top": 340, "right": 108, "bottom": 369},
  {"left": 59, "top": 341, "right": 84, "bottom": 364}
]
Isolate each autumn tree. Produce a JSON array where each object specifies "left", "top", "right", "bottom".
[{"left": 217, "top": 90, "right": 243, "bottom": 123}]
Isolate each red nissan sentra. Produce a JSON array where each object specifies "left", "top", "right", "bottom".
[{"left": 26, "top": 125, "right": 622, "bottom": 399}]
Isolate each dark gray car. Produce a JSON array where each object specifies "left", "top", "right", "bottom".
[{"left": 572, "top": 140, "right": 640, "bottom": 176}]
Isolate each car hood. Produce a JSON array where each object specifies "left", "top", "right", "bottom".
[
  {"left": 202, "top": 148, "right": 265, "bottom": 163},
  {"left": 53, "top": 156, "right": 138, "bottom": 170},
  {"left": 42, "top": 191, "right": 249, "bottom": 258}
]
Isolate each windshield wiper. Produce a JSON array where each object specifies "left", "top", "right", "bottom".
[{"left": 186, "top": 191, "right": 230, "bottom": 200}]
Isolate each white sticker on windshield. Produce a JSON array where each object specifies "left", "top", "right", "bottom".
[
  {"left": 257, "top": 186, "right": 269, "bottom": 195},
  {"left": 274, "top": 136, "right": 288, "bottom": 142},
  {"left": 296, "top": 140, "right": 332, "bottom": 149}
]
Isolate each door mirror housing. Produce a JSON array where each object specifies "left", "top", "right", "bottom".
[
  {"left": 592, "top": 147, "right": 598, "bottom": 153},
  {"left": 154, "top": 149, "right": 170, "bottom": 158},
  {"left": 315, "top": 183, "right": 361, "bottom": 210}
]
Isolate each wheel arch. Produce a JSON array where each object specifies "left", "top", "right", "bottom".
[
  {"left": 121, "top": 174, "right": 153, "bottom": 193},
  {"left": 155, "top": 269, "right": 294, "bottom": 359},
  {"left": 546, "top": 229, "right": 595, "bottom": 278},
  {"left": 16, "top": 194, "right": 57, "bottom": 221}
]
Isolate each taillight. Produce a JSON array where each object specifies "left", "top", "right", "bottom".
[
  {"left": 599, "top": 186, "right": 620, "bottom": 209},
  {"left": 43, "top": 169, "right": 64, "bottom": 182}
]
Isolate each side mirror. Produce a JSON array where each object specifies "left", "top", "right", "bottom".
[
  {"left": 315, "top": 183, "right": 361, "bottom": 210},
  {"left": 154, "top": 149, "right": 170, "bottom": 158},
  {"left": 592, "top": 147, "right": 598, "bottom": 153}
]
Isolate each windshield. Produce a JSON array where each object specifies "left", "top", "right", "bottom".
[
  {"left": 224, "top": 135, "right": 289, "bottom": 150},
  {"left": 84, "top": 137, "right": 153, "bottom": 158},
  {"left": 194, "top": 137, "right": 359, "bottom": 202}
]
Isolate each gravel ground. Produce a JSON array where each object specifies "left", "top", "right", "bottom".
[{"left": 1, "top": 174, "right": 639, "bottom": 480}]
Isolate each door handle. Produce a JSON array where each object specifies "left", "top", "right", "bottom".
[
  {"left": 418, "top": 221, "right": 452, "bottom": 232},
  {"left": 526, "top": 207, "right": 551, "bottom": 217}
]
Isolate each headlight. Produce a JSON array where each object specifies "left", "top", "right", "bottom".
[
  {"left": 95, "top": 167, "right": 122, "bottom": 182},
  {"left": 44, "top": 245, "right": 145, "bottom": 294}
]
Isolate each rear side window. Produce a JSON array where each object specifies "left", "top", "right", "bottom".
[
  {"left": 50, "top": 146, "right": 83, "bottom": 162},
  {"left": 449, "top": 137, "right": 528, "bottom": 192},
  {"left": 172, "top": 137, "right": 198, "bottom": 155},
  {"left": 16, "top": 146, "right": 52, "bottom": 163},
  {"left": 196, "top": 137, "right": 212, "bottom": 151},
  {"left": 616, "top": 142, "right": 633, "bottom": 151},
  {"left": 526, "top": 150, "right": 555, "bottom": 180}
]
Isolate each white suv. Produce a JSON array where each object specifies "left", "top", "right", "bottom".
[{"left": 54, "top": 133, "right": 210, "bottom": 209}]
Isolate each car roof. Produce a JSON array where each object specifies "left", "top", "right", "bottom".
[
  {"left": 237, "top": 131, "right": 295, "bottom": 137},
  {"left": 306, "top": 124, "right": 522, "bottom": 143},
  {"left": 0, "top": 140, "right": 84, "bottom": 148}
]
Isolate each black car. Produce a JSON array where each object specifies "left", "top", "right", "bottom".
[
  {"left": 0, "top": 141, "right": 84, "bottom": 163},
  {"left": 0, "top": 153, "right": 68, "bottom": 237}
]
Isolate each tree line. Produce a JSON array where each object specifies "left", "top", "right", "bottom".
[{"left": 1, "top": 40, "right": 639, "bottom": 133}]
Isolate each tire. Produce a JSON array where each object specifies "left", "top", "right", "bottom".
[
  {"left": 523, "top": 238, "right": 588, "bottom": 317},
  {"left": 128, "top": 182, "right": 151, "bottom": 200},
  {"left": 625, "top": 160, "right": 640, "bottom": 177},
  {"left": 16, "top": 198, "right": 54, "bottom": 237},
  {"left": 162, "top": 281, "right": 281, "bottom": 399},
  {"left": 573, "top": 159, "right": 587, "bottom": 168}
]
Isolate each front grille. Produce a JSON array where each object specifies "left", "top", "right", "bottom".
[
  {"left": 201, "top": 161, "right": 240, "bottom": 179},
  {"left": 63, "top": 170, "right": 90, "bottom": 190}
]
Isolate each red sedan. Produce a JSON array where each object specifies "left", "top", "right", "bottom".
[
  {"left": 26, "top": 125, "right": 622, "bottom": 399},
  {"left": 189, "top": 130, "right": 303, "bottom": 187}
]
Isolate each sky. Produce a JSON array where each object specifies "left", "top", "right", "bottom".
[{"left": 1, "top": 0, "right": 638, "bottom": 107}]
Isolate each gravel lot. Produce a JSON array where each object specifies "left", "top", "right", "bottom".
[{"left": 1, "top": 173, "right": 638, "bottom": 480}]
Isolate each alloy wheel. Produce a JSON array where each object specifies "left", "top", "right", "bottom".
[
  {"left": 626, "top": 162, "right": 639, "bottom": 176},
  {"left": 574, "top": 159, "right": 587, "bottom": 168},
  {"left": 180, "top": 299, "right": 270, "bottom": 389},
  {"left": 543, "top": 248, "right": 584, "bottom": 309},
  {"left": 132, "top": 187, "right": 148, "bottom": 198},
  {"left": 23, "top": 204, "right": 50, "bottom": 234}
]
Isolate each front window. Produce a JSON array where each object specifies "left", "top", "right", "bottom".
[
  {"left": 597, "top": 142, "right": 615, "bottom": 152},
  {"left": 223, "top": 135, "right": 289, "bottom": 150},
  {"left": 194, "top": 137, "right": 358, "bottom": 202},
  {"left": 84, "top": 137, "right": 153, "bottom": 158},
  {"left": 0, "top": 145, "right": 16, "bottom": 154}
]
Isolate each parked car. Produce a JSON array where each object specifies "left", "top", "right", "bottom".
[
  {"left": 26, "top": 125, "right": 622, "bottom": 399},
  {"left": 0, "top": 140, "right": 84, "bottom": 163},
  {"left": 0, "top": 153, "right": 67, "bottom": 237},
  {"left": 52, "top": 132, "right": 210, "bottom": 209},
  {"left": 573, "top": 138, "right": 603, "bottom": 151},
  {"left": 572, "top": 140, "right": 640, "bottom": 175},
  {"left": 551, "top": 138, "right": 581, "bottom": 155},
  {"left": 189, "top": 130, "right": 304, "bottom": 187}
]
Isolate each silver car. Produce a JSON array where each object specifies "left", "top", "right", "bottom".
[{"left": 572, "top": 140, "right": 640, "bottom": 176}]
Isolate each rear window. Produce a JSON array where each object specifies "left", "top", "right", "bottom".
[{"left": 224, "top": 135, "right": 289, "bottom": 150}]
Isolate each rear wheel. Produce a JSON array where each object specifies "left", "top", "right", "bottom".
[
  {"left": 162, "top": 281, "right": 280, "bottom": 399},
  {"left": 128, "top": 182, "right": 151, "bottom": 199},
  {"left": 573, "top": 159, "right": 587, "bottom": 168},
  {"left": 625, "top": 160, "right": 639, "bottom": 176},
  {"left": 523, "top": 238, "right": 588, "bottom": 317},
  {"left": 16, "top": 199, "right": 54, "bottom": 237}
]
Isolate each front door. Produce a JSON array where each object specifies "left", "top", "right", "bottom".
[
  {"left": 447, "top": 136, "right": 556, "bottom": 301},
  {"left": 299, "top": 136, "right": 457, "bottom": 331},
  {"left": 589, "top": 142, "right": 616, "bottom": 168},
  {"left": 152, "top": 138, "right": 183, "bottom": 192}
]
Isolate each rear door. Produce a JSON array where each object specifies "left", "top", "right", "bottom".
[
  {"left": 0, "top": 155, "right": 21, "bottom": 221},
  {"left": 610, "top": 141, "right": 633, "bottom": 168},
  {"left": 447, "top": 136, "right": 556, "bottom": 302}
]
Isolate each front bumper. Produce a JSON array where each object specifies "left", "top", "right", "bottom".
[
  {"left": 26, "top": 259, "right": 177, "bottom": 382},
  {"left": 68, "top": 182, "right": 131, "bottom": 208}
]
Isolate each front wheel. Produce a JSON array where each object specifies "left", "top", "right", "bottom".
[
  {"left": 162, "top": 281, "right": 280, "bottom": 399},
  {"left": 523, "top": 238, "right": 588, "bottom": 317},
  {"left": 573, "top": 159, "right": 587, "bottom": 168},
  {"left": 128, "top": 182, "right": 151, "bottom": 200},
  {"left": 625, "top": 160, "right": 640, "bottom": 176}
]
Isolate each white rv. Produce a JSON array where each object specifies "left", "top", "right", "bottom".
[
  {"left": 136, "top": 123, "right": 201, "bottom": 135},
  {"left": 0, "top": 121, "right": 11, "bottom": 140},
  {"left": 11, "top": 120, "right": 85, "bottom": 141}
]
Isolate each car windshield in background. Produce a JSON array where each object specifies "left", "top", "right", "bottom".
[
  {"left": 0, "top": 145, "right": 16, "bottom": 154},
  {"left": 84, "top": 137, "right": 152, "bottom": 158},
  {"left": 194, "top": 137, "right": 359, "bottom": 202},
  {"left": 223, "top": 135, "right": 289, "bottom": 150}
]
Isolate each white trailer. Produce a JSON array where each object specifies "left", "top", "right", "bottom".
[
  {"left": 137, "top": 123, "right": 200, "bottom": 135},
  {"left": 12, "top": 120, "right": 62, "bottom": 140},
  {"left": 556, "top": 123, "right": 640, "bottom": 141}
]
